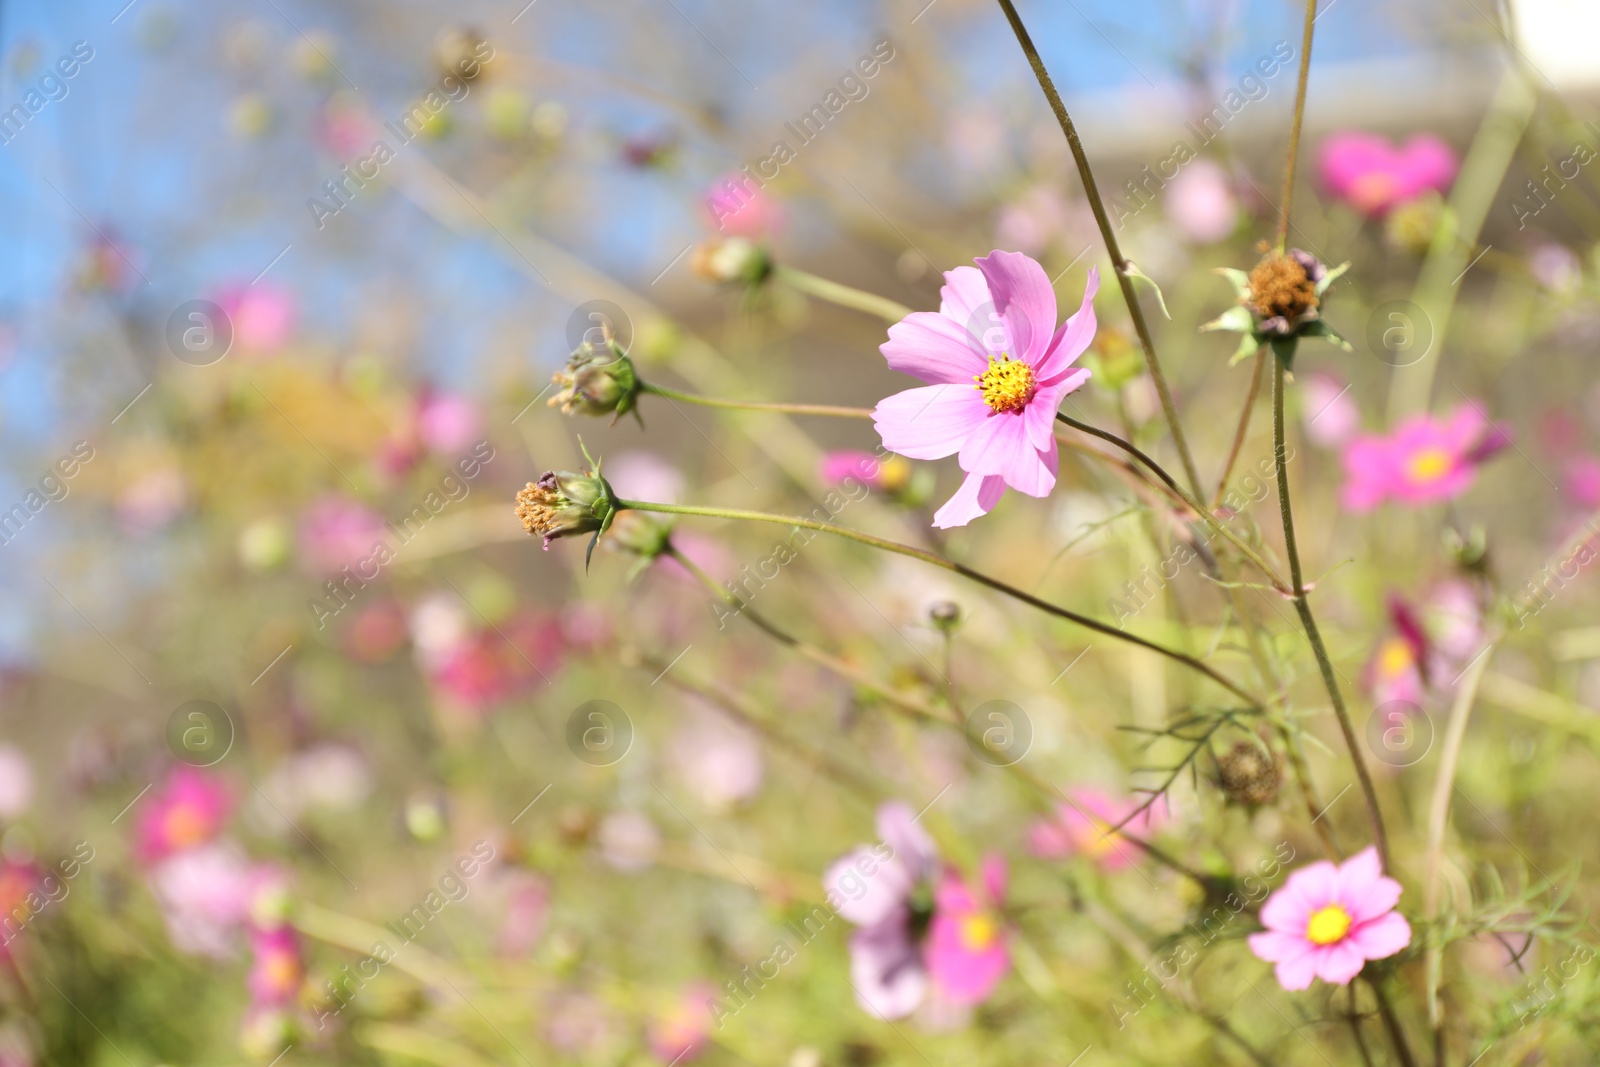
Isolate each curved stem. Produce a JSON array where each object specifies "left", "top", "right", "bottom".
[
  {"left": 1275, "top": 0, "right": 1320, "bottom": 253},
  {"left": 1055, "top": 412, "right": 1290, "bottom": 592},
  {"left": 992, "top": 0, "right": 1203, "bottom": 500},
  {"left": 626, "top": 499, "right": 1260, "bottom": 706},
  {"left": 1272, "top": 360, "right": 1390, "bottom": 867},
  {"left": 640, "top": 382, "right": 872, "bottom": 420},
  {"left": 774, "top": 266, "right": 913, "bottom": 323},
  {"left": 1210, "top": 347, "right": 1267, "bottom": 511}
]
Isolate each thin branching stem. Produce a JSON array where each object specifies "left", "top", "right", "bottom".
[
  {"left": 774, "top": 266, "right": 913, "bottom": 323},
  {"left": 993, "top": 0, "right": 1203, "bottom": 499},
  {"left": 627, "top": 499, "right": 1262, "bottom": 706}
]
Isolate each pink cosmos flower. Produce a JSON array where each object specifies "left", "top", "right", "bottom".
[
  {"left": 1365, "top": 631, "right": 1427, "bottom": 709},
  {"left": 873, "top": 253, "right": 1098, "bottom": 528},
  {"left": 1341, "top": 404, "right": 1509, "bottom": 512},
  {"left": 1163, "top": 159, "right": 1239, "bottom": 244},
  {"left": 704, "top": 174, "right": 784, "bottom": 237},
  {"left": 298, "top": 495, "right": 386, "bottom": 575},
  {"left": 924, "top": 856, "right": 1009, "bottom": 1006},
  {"left": 1026, "top": 788, "right": 1165, "bottom": 871},
  {"left": 416, "top": 391, "right": 482, "bottom": 455},
  {"left": 214, "top": 284, "right": 296, "bottom": 353},
  {"left": 148, "top": 842, "right": 277, "bottom": 957},
  {"left": 1248, "top": 846, "right": 1412, "bottom": 990},
  {"left": 823, "top": 802, "right": 940, "bottom": 1018},
  {"left": 135, "top": 768, "right": 233, "bottom": 863},
  {"left": 1566, "top": 456, "right": 1600, "bottom": 509},
  {"left": 648, "top": 982, "right": 718, "bottom": 1063},
  {"left": 247, "top": 926, "right": 304, "bottom": 1006},
  {"left": 1319, "top": 132, "right": 1458, "bottom": 216}
]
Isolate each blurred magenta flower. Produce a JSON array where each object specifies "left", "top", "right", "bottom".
[
  {"left": 0, "top": 861, "right": 41, "bottom": 953},
  {"left": 298, "top": 495, "right": 386, "bottom": 575},
  {"left": 1341, "top": 405, "right": 1509, "bottom": 511},
  {"left": 430, "top": 611, "right": 563, "bottom": 712},
  {"left": 1319, "top": 132, "right": 1457, "bottom": 216},
  {"left": 820, "top": 450, "right": 912, "bottom": 495},
  {"left": 1566, "top": 455, "right": 1600, "bottom": 508},
  {"left": 925, "top": 856, "right": 1010, "bottom": 1006},
  {"left": 704, "top": 174, "right": 784, "bottom": 237},
  {"left": 648, "top": 982, "right": 718, "bottom": 1063},
  {"left": 1247, "top": 846, "right": 1411, "bottom": 990},
  {"left": 872, "top": 253, "right": 1097, "bottom": 528},
  {"left": 246, "top": 926, "right": 304, "bottom": 1006},
  {"left": 824, "top": 802, "right": 939, "bottom": 1018},
  {"left": 1300, "top": 372, "right": 1358, "bottom": 448},
  {"left": 416, "top": 391, "right": 482, "bottom": 455},
  {"left": 1163, "top": 159, "right": 1239, "bottom": 243},
  {"left": 214, "top": 283, "right": 295, "bottom": 353},
  {"left": 1026, "top": 788, "right": 1164, "bottom": 871},
  {"left": 1365, "top": 626, "right": 1428, "bottom": 709},
  {"left": 0, "top": 744, "right": 33, "bottom": 820},
  {"left": 135, "top": 768, "right": 233, "bottom": 863}
]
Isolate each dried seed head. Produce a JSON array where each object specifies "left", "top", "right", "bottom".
[
  {"left": 1245, "top": 252, "right": 1320, "bottom": 334},
  {"left": 1216, "top": 741, "right": 1280, "bottom": 807}
]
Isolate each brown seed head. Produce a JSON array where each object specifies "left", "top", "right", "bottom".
[
  {"left": 1246, "top": 253, "right": 1318, "bottom": 326},
  {"left": 1217, "top": 741, "right": 1281, "bottom": 807}
]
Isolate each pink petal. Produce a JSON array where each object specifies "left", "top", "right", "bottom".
[
  {"left": 1347, "top": 911, "right": 1412, "bottom": 960},
  {"left": 1026, "top": 369, "right": 1090, "bottom": 451},
  {"left": 933, "top": 472, "right": 1006, "bottom": 529},
  {"left": 974, "top": 250, "right": 1056, "bottom": 363},
  {"left": 877, "top": 801, "right": 939, "bottom": 883},
  {"left": 1247, "top": 930, "right": 1310, "bottom": 964},
  {"left": 873, "top": 385, "right": 990, "bottom": 460},
  {"left": 1260, "top": 863, "right": 1335, "bottom": 933},
  {"left": 1335, "top": 846, "right": 1383, "bottom": 896},
  {"left": 881, "top": 312, "right": 988, "bottom": 385},
  {"left": 1036, "top": 267, "right": 1099, "bottom": 383},
  {"left": 939, "top": 266, "right": 998, "bottom": 350},
  {"left": 1313, "top": 941, "right": 1369, "bottom": 985},
  {"left": 1274, "top": 948, "right": 1321, "bottom": 991},
  {"left": 958, "top": 413, "right": 1054, "bottom": 498}
]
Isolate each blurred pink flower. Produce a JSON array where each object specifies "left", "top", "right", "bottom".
[
  {"left": 1300, "top": 372, "right": 1358, "bottom": 448},
  {"left": 1424, "top": 580, "right": 1486, "bottom": 666},
  {"left": 344, "top": 600, "right": 410, "bottom": 663},
  {"left": 0, "top": 745, "right": 33, "bottom": 820},
  {"left": 1341, "top": 405, "right": 1509, "bottom": 512},
  {"left": 496, "top": 871, "right": 550, "bottom": 957},
  {"left": 605, "top": 451, "right": 685, "bottom": 505},
  {"left": 924, "top": 856, "right": 1010, "bottom": 1006},
  {"left": 704, "top": 174, "right": 784, "bottom": 237},
  {"left": 1248, "top": 846, "right": 1411, "bottom": 990},
  {"left": 1365, "top": 631, "right": 1427, "bottom": 709},
  {"left": 1319, "top": 132, "right": 1457, "bottom": 216},
  {"left": 247, "top": 926, "right": 304, "bottom": 1006},
  {"left": 598, "top": 810, "right": 661, "bottom": 872},
  {"left": 822, "top": 450, "right": 885, "bottom": 488},
  {"left": 417, "top": 391, "right": 482, "bottom": 455},
  {"left": 1566, "top": 456, "right": 1600, "bottom": 508},
  {"left": 431, "top": 611, "right": 563, "bottom": 711},
  {"left": 298, "top": 495, "right": 386, "bottom": 575},
  {"left": 1163, "top": 159, "right": 1239, "bottom": 243},
  {"left": 648, "top": 982, "right": 718, "bottom": 1063},
  {"left": 116, "top": 466, "right": 188, "bottom": 536},
  {"left": 135, "top": 768, "right": 233, "bottom": 863},
  {"left": 1529, "top": 243, "right": 1581, "bottom": 293},
  {"left": 824, "top": 802, "right": 940, "bottom": 1018},
  {"left": 214, "top": 284, "right": 295, "bottom": 353},
  {"left": 671, "top": 709, "right": 764, "bottom": 809},
  {"left": 995, "top": 184, "right": 1073, "bottom": 256},
  {"left": 1026, "top": 788, "right": 1164, "bottom": 871},
  {"left": 0, "top": 861, "right": 41, "bottom": 954},
  {"left": 149, "top": 843, "right": 259, "bottom": 956},
  {"left": 872, "top": 253, "right": 1097, "bottom": 528}
]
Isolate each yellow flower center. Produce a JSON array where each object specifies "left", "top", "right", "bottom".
[
  {"left": 1350, "top": 172, "right": 1398, "bottom": 212},
  {"left": 1377, "top": 637, "right": 1414, "bottom": 679},
  {"left": 1406, "top": 447, "right": 1452, "bottom": 483},
  {"left": 960, "top": 913, "right": 998, "bottom": 950},
  {"left": 974, "top": 355, "right": 1036, "bottom": 415},
  {"left": 164, "top": 805, "right": 209, "bottom": 848},
  {"left": 1306, "top": 904, "right": 1352, "bottom": 946}
]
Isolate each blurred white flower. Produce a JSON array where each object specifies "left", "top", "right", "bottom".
[{"left": 0, "top": 745, "right": 32, "bottom": 819}]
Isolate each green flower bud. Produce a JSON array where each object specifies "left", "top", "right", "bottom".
[{"left": 548, "top": 341, "right": 640, "bottom": 421}]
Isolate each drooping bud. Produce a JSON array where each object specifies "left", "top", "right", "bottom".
[
  {"left": 514, "top": 458, "right": 620, "bottom": 568},
  {"left": 548, "top": 340, "right": 640, "bottom": 421},
  {"left": 1215, "top": 741, "right": 1280, "bottom": 807},
  {"left": 690, "top": 236, "right": 772, "bottom": 286}
]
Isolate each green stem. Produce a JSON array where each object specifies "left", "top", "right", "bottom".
[
  {"left": 774, "top": 266, "right": 913, "bottom": 323},
  {"left": 640, "top": 381, "right": 872, "bottom": 420},
  {"left": 1272, "top": 360, "right": 1390, "bottom": 867},
  {"left": 992, "top": 0, "right": 1203, "bottom": 500},
  {"left": 1368, "top": 975, "right": 1420, "bottom": 1067},
  {"left": 1275, "top": 0, "right": 1319, "bottom": 254},
  {"left": 626, "top": 498, "right": 1260, "bottom": 706},
  {"left": 1055, "top": 412, "right": 1291, "bottom": 593},
  {"left": 1210, "top": 347, "right": 1267, "bottom": 511}
]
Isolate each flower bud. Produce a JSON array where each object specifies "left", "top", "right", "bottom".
[
  {"left": 928, "top": 600, "right": 962, "bottom": 633},
  {"left": 690, "top": 236, "right": 771, "bottom": 286},
  {"left": 548, "top": 341, "right": 639, "bottom": 420}
]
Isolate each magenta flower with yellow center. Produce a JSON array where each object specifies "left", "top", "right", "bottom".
[
  {"left": 871, "top": 251, "right": 1097, "bottom": 528},
  {"left": 1247, "top": 847, "right": 1412, "bottom": 990}
]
